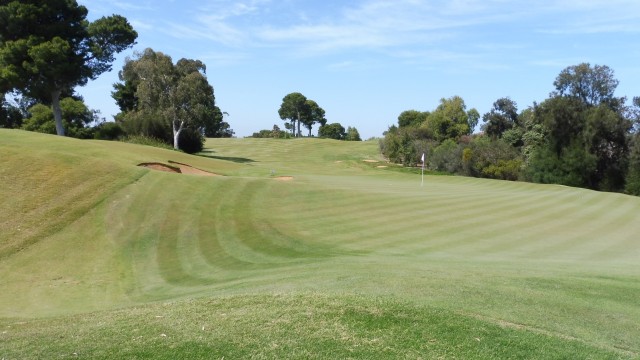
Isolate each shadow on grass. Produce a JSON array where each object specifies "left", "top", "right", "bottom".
[{"left": 198, "top": 151, "right": 256, "bottom": 164}]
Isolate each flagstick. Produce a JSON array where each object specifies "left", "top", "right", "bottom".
[{"left": 421, "top": 153, "right": 425, "bottom": 187}]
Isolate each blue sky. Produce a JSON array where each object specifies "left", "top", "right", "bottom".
[{"left": 77, "top": 0, "right": 640, "bottom": 139}]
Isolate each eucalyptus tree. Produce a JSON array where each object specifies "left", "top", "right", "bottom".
[
  {"left": 115, "top": 49, "right": 219, "bottom": 150},
  {"left": 552, "top": 63, "right": 619, "bottom": 107},
  {"left": 0, "top": 0, "right": 137, "bottom": 136},
  {"left": 397, "top": 110, "right": 428, "bottom": 128},
  {"left": 424, "top": 96, "right": 478, "bottom": 142},
  {"left": 482, "top": 97, "right": 519, "bottom": 139},
  {"left": 528, "top": 63, "right": 631, "bottom": 191}
]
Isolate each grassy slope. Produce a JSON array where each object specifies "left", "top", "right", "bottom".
[{"left": 1, "top": 130, "right": 639, "bottom": 358}]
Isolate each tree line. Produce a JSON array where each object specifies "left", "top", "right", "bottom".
[
  {"left": 381, "top": 63, "right": 640, "bottom": 195},
  {"left": 251, "top": 92, "right": 361, "bottom": 141},
  {"left": 0, "top": 0, "right": 232, "bottom": 153}
]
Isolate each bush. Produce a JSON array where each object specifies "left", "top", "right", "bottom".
[
  {"left": 525, "top": 141, "right": 597, "bottom": 188},
  {"left": 121, "top": 135, "right": 175, "bottom": 150},
  {"left": 465, "top": 137, "right": 523, "bottom": 180},
  {"left": 94, "top": 122, "right": 125, "bottom": 140},
  {"left": 178, "top": 128, "right": 205, "bottom": 154},
  {"left": 319, "top": 123, "right": 346, "bottom": 140},
  {"left": 251, "top": 125, "right": 290, "bottom": 138},
  {"left": 626, "top": 169, "right": 640, "bottom": 195},
  {"left": 429, "top": 139, "right": 462, "bottom": 173},
  {"left": 120, "top": 112, "right": 172, "bottom": 144},
  {"left": 481, "top": 159, "right": 523, "bottom": 181},
  {"left": 626, "top": 134, "right": 640, "bottom": 195}
]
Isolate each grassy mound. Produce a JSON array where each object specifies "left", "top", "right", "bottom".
[{"left": 1, "top": 130, "right": 639, "bottom": 358}]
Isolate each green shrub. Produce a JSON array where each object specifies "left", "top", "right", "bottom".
[
  {"left": 481, "top": 159, "right": 523, "bottom": 181},
  {"left": 122, "top": 135, "right": 175, "bottom": 150},
  {"left": 178, "top": 128, "right": 205, "bottom": 154},
  {"left": 429, "top": 139, "right": 462, "bottom": 173},
  {"left": 94, "top": 122, "right": 125, "bottom": 140},
  {"left": 464, "top": 137, "right": 523, "bottom": 180},
  {"left": 319, "top": 123, "right": 346, "bottom": 140},
  {"left": 251, "top": 125, "right": 290, "bottom": 138}
]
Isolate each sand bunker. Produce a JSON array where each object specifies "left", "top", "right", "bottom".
[
  {"left": 138, "top": 161, "right": 221, "bottom": 176},
  {"left": 362, "top": 159, "right": 379, "bottom": 163},
  {"left": 138, "top": 162, "right": 180, "bottom": 173},
  {"left": 273, "top": 176, "right": 294, "bottom": 181}
]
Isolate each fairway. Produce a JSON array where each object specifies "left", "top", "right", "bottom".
[{"left": 1, "top": 129, "right": 639, "bottom": 359}]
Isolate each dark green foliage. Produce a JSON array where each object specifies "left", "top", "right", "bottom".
[
  {"left": 583, "top": 104, "right": 630, "bottom": 191},
  {"left": 278, "top": 92, "right": 326, "bottom": 137},
  {"left": 380, "top": 64, "right": 639, "bottom": 195},
  {"left": 631, "top": 96, "right": 640, "bottom": 132},
  {"left": 382, "top": 97, "right": 479, "bottom": 167},
  {"left": 121, "top": 135, "right": 175, "bottom": 150},
  {"left": 464, "top": 137, "right": 523, "bottom": 180},
  {"left": 278, "top": 92, "right": 307, "bottom": 137},
  {"left": 120, "top": 109, "right": 171, "bottom": 143},
  {"left": 0, "top": 95, "right": 23, "bottom": 128},
  {"left": 209, "top": 120, "right": 234, "bottom": 138},
  {"left": 424, "top": 96, "right": 475, "bottom": 142},
  {"left": 380, "top": 125, "right": 435, "bottom": 166},
  {"left": 526, "top": 64, "right": 631, "bottom": 191},
  {"left": 318, "top": 122, "right": 345, "bottom": 140},
  {"left": 534, "top": 96, "right": 586, "bottom": 154},
  {"left": 625, "top": 134, "right": 640, "bottom": 195},
  {"left": 526, "top": 141, "right": 598, "bottom": 188},
  {"left": 22, "top": 96, "right": 96, "bottom": 138},
  {"left": 113, "top": 48, "right": 227, "bottom": 149},
  {"left": 553, "top": 63, "right": 619, "bottom": 107},
  {"left": 0, "top": 0, "right": 137, "bottom": 135},
  {"left": 93, "top": 121, "right": 124, "bottom": 140},
  {"left": 379, "top": 126, "right": 398, "bottom": 160},
  {"left": 177, "top": 127, "right": 204, "bottom": 154},
  {"left": 501, "top": 127, "right": 524, "bottom": 147},
  {"left": 251, "top": 125, "right": 289, "bottom": 138},
  {"left": 423, "top": 136, "right": 523, "bottom": 180},
  {"left": 251, "top": 130, "right": 274, "bottom": 138},
  {"left": 111, "top": 79, "right": 138, "bottom": 113},
  {"left": 345, "top": 126, "right": 361, "bottom": 141},
  {"left": 203, "top": 107, "right": 233, "bottom": 138},
  {"left": 302, "top": 99, "right": 326, "bottom": 137},
  {"left": 520, "top": 108, "right": 545, "bottom": 164},
  {"left": 429, "top": 139, "right": 462, "bottom": 173},
  {"left": 397, "top": 110, "right": 427, "bottom": 127},
  {"left": 624, "top": 98, "right": 640, "bottom": 194},
  {"left": 482, "top": 97, "right": 519, "bottom": 139}
]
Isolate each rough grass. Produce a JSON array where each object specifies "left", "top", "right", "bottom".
[
  {"left": 0, "top": 294, "right": 624, "bottom": 359},
  {"left": 1, "top": 130, "right": 639, "bottom": 358}
]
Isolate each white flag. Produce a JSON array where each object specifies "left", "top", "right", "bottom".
[{"left": 421, "top": 153, "right": 425, "bottom": 163}]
